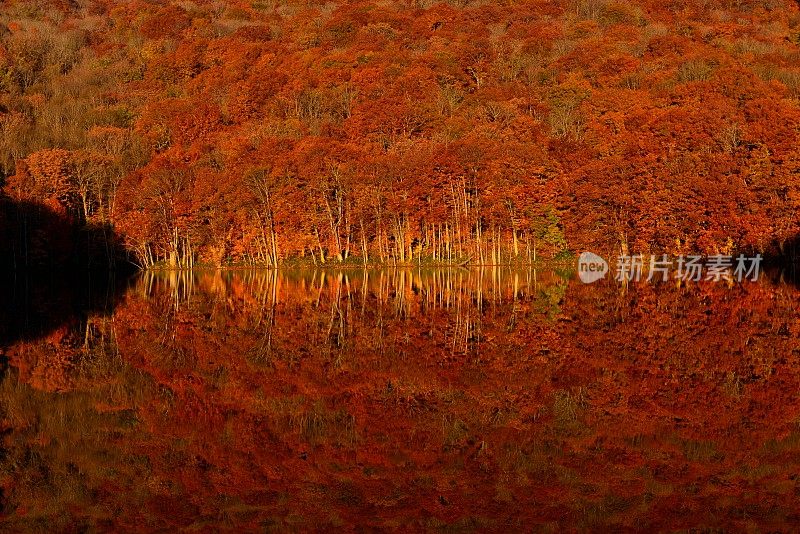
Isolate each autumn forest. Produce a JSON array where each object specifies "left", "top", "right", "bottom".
[
  {"left": 3, "top": 0, "right": 800, "bottom": 267},
  {"left": 5, "top": 0, "right": 800, "bottom": 531}
]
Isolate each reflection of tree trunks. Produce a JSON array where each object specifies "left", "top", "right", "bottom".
[
  {"left": 135, "top": 262, "right": 564, "bottom": 371},
  {"left": 250, "top": 269, "right": 279, "bottom": 364}
]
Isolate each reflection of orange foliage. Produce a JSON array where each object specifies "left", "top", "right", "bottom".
[
  {"left": 28, "top": 347, "right": 74, "bottom": 393},
  {"left": 4, "top": 270, "right": 800, "bottom": 529},
  {"left": 11, "top": 327, "right": 76, "bottom": 393}
]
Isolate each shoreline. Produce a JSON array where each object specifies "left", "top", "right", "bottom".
[{"left": 138, "top": 259, "right": 579, "bottom": 272}]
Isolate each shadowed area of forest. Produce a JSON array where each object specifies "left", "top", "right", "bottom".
[
  {"left": 0, "top": 197, "right": 132, "bottom": 272},
  {"left": 0, "top": 196, "right": 135, "bottom": 346}
]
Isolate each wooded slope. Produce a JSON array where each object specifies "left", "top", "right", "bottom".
[{"left": 2, "top": 0, "right": 800, "bottom": 266}]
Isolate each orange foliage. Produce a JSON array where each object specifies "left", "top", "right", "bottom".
[{"left": 2, "top": 0, "right": 799, "bottom": 266}]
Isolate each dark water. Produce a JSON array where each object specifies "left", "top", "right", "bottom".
[{"left": 2, "top": 268, "right": 800, "bottom": 531}]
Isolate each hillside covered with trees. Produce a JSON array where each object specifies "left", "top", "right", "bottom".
[{"left": 2, "top": 0, "right": 800, "bottom": 267}]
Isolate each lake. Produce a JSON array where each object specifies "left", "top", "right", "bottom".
[{"left": 2, "top": 267, "right": 800, "bottom": 530}]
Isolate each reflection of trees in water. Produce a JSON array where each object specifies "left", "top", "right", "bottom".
[
  {"left": 8, "top": 268, "right": 800, "bottom": 530},
  {"left": 136, "top": 267, "right": 571, "bottom": 361}
]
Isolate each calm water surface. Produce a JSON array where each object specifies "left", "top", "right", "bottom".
[{"left": 2, "top": 268, "right": 800, "bottom": 531}]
